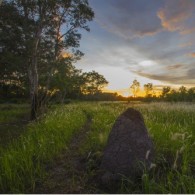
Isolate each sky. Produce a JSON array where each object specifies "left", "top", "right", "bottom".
[{"left": 75, "top": 0, "right": 195, "bottom": 96}]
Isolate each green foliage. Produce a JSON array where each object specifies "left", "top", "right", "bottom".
[
  {"left": 81, "top": 71, "right": 109, "bottom": 95},
  {"left": 0, "top": 0, "right": 94, "bottom": 118}
]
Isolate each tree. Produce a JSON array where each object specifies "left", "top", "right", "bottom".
[
  {"left": 130, "top": 79, "right": 140, "bottom": 97},
  {"left": 161, "top": 86, "right": 171, "bottom": 98},
  {"left": 144, "top": 83, "right": 153, "bottom": 97},
  {"left": 1, "top": 0, "right": 94, "bottom": 120},
  {"left": 178, "top": 86, "right": 187, "bottom": 101},
  {"left": 0, "top": 2, "right": 29, "bottom": 98},
  {"left": 187, "top": 87, "right": 195, "bottom": 101},
  {"left": 51, "top": 60, "right": 83, "bottom": 102},
  {"left": 179, "top": 86, "right": 187, "bottom": 94},
  {"left": 81, "top": 71, "right": 108, "bottom": 95}
]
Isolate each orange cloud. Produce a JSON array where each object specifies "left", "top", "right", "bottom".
[
  {"left": 188, "top": 52, "right": 195, "bottom": 58},
  {"left": 157, "top": 0, "right": 194, "bottom": 34},
  {"left": 158, "top": 10, "right": 188, "bottom": 32}
]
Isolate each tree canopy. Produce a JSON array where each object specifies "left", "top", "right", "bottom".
[{"left": 0, "top": 0, "right": 95, "bottom": 119}]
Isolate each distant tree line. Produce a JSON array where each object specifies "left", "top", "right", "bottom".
[
  {"left": 129, "top": 79, "right": 195, "bottom": 102},
  {"left": 160, "top": 85, "right": 195, "bottom": 102}
]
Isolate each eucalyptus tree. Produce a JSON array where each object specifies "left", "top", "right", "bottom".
[{"left": 0, "top": 0, "right": 94, "bottom": 119}]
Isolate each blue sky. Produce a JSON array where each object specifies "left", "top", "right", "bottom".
[{"left": 75, "top": 0, "right": 195, "bottom": 95}]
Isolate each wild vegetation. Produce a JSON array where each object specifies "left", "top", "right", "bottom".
[
  {"left": 0, "top": 0, "right": 96, "bottom": 119},
  {"left": 0, "top": 102, "right": 194, "bottom": 193},
  {"left": 0, "top": 104, "right": 86, "bottom": 193},
  {"left": 1, "top": 1, "right": 195, "bottom": 121},
  {"left": 0, "top": 0, "right": 194, "bottom": 194}
]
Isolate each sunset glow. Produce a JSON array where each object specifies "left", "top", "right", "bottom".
[{"left": 75, "top": 0, "right": 195, "bottom": 92}]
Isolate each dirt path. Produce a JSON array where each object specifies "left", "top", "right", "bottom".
[{"left": 35, "top": 112, "right": 100, "bottom": 194}]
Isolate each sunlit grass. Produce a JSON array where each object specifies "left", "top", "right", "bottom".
[
  {"left": 79, "top": 102, "right": 195, "bottom": 193},
  {"left": 0, "top": 101, "right": 194, "bottom": 193},
  {"left": 79, "top": 102, "right": 126, "bottom": 154},
  {"left": 125, "top": 102, "right": 194, "bottom": 193}
]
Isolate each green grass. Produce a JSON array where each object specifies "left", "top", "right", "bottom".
[
  {"left": 0, "top": 102, "right": 194, "bottom": 193},
  {"left": 0, "top": 104, "right": 30, "bottom": 147},
  {"left": 79, "top": 102, "right": 195, "bottom": 193},
  {"left": 0, "top": 104, "right": 86, "bottom": 193},
  {"left": 79, "top": 102, "right": 126, "bottom": 154},
  {"left": 130, "top": 103, "right": 195, "bottom": 193},
  {"left": 0, "top": 104, "right": 29, "bottom": 123}
]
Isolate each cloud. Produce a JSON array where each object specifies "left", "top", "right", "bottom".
[
  {"left": 187, "top": 68, "right": 195, "bottom": 78},
  {"left": 91, "top": 0, "right": 163, "bottom": 39},
  {"left": 157, "top": 0, "right": 195, "bottom": 34},
  {"left": 129, "top": 63, "right": 195, "bottom": 85},
  {"left": 131, "top": 69, "right": 185, "bottom": 84},
  {"left": 78, "top": 0, "right": 195, "bottom": 87},
  {"left": 179, "top": 41, "right": 194, "bottom": 48},
  {"left": 165, "top": 64, "right": 184, "bottom": 70},
  {"left": 188, "top": 52, "right": 195, "bottom": 58}
]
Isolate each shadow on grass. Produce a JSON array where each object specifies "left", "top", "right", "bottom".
[{"left": 0, "top": 104, "right": 30, "bottom": 147}]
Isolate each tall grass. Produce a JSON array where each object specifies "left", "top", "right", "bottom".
[
  {"left": 0, "top": 104, "right": 86, "bottom": 193},
  {"left": 79, "top": 102, "right": 126, "bottom": 155},
  {"left": 80, "top": 102, "right": 195, "bottom": 193},
  {"left": 0, "top": 102, "right": 194, "bottom": 193},
  {"left": 0, "top": 104, "right": 29, "bottom": 123}
]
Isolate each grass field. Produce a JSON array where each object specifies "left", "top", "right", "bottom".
[
  {"left": 0, "top": 102, "right": 194, "bottom": 193},
  {"left": 0, "top": 104, "right": 30, "bottom": 148}
]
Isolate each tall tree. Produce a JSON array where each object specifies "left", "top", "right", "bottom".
[
  {"left": 0, "top": 0, "right": 94, "bottom": 120},
  {"left": 0, "top": 2, "right": 29, "bottom": 98},
  {"left": 130, "top": 79, "right": 140, "bottom": 97}
]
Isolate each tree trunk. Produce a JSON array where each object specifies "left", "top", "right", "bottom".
[
  {"left": 31, "top": 90, "right": 38, "bottom": 120},
  {"left": 61, "top": 88, "right": 66, "bottom": 104},
  {"left": 29, "top": 63, "right": 38, "bottom": 120},
  {"left": 29, "top": 36, "right": 40, "bottom": 120}
]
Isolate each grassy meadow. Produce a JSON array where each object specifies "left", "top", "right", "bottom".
[{"left": 0, "top": 102, "right": 194, "bottom": 193}]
